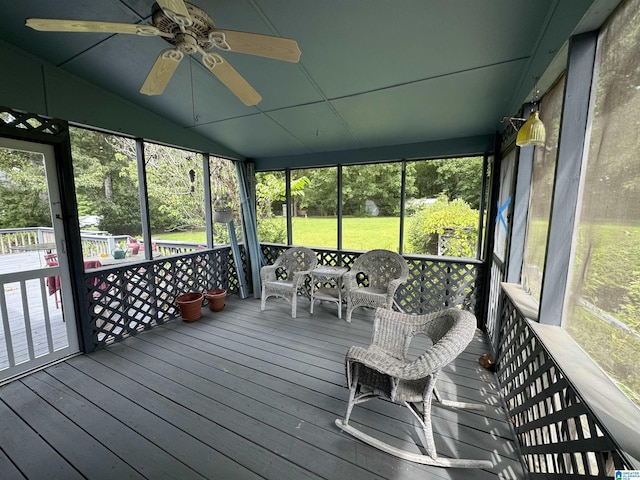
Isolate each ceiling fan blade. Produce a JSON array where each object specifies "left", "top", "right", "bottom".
[
  {"left": 156, "top": 0, "right": 193, "bottom": 27},
  {"left": 213, "top": 30, "right": 301, "bottom": 63},
  {"left": 202, "top": 54, "right": 261, "bottom": 106},
  {"left": 140, "top": 49, "right": 184, "bottom": 96},
  {"left": 26, "top": 18, "right": 170, "bottom": 37}
]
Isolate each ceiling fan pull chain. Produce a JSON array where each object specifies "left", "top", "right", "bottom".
[{"left": 209, "top": 31, "right": 231, "bottom": 51}]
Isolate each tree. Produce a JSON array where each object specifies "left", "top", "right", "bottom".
[
  {"left": 0, "top": 148, "right": 51, "bottom": 228},
  {"left": 254, "top": 172, "right": 312, "bottom": 242},
  {"left": 410, "top": 157, "right": 484, "bottom": 209},
  {"left": 70, "top": 128, "right": 137, "bottom": 215},
  {"left": 342, "top": 163, "right": 415, "bottom": 216},
  {"left": 295, "top": 168, "right": 337, "bottom": 216}
]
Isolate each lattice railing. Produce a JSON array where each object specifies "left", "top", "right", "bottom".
[
  {"left": 84, "top": 247, "right": 235, "bottom": 350},
  {"left": 496, "top": 292, "right": 631, "bottom": 478},
  {"left": 260, "top": 244, "right": 483, "bottom": 317},
  {"left": 0, "top": 106, "right": 66, "bottom": 140}
]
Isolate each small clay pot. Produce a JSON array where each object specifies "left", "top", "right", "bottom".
[
  {"left": 176, "top": 292, "right": 204, "bottom": 321},
  {"left": 205, "top": 288, "right": 227, "bottom": 312}
]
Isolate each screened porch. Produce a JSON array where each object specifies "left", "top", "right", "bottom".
[{"left": 2, "top": 0, "right": 640, "bottom": 478}]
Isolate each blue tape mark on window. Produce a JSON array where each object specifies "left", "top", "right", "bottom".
[{"left": 496, "top": 196, "right": 511, "bottom": 233}]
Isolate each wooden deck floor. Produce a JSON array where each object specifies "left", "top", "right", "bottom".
[{"left": 0, "top": 295, "right": 525, "bottom": 480}]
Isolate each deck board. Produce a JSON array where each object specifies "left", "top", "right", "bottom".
[{"left": 0, "top": 295, "right": 526, "bottom": 479}]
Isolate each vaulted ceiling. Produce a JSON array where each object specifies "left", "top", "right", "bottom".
[{"left": 0, "top": 1, "right": 621, "bottom": 167}]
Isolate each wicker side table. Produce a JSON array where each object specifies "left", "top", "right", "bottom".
[{"left": 310, "top": 265, "right": 349, "bottom": 319}]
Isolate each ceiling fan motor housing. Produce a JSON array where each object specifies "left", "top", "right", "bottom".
[{"left": 152, "top": 1, "right": 215, "bottom": 51}]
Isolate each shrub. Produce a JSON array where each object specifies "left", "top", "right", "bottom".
[
  {"left": 258, "top": 218, "right": 286, "bottom": 244},
  {"left": 407, "top": 196, "right": 478, "bottom": 257}
]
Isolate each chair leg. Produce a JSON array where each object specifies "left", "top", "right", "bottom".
[
  {"left": 345, "top": 300, "right": 353, "bottom": 323},
  {"left": 260, "top": 286, "right": 266, "bottom": 311},
  {"left": 406, "top": 400, "right": 437, "bottom": 460},
  {"left": 342, "top": 364, "right": 359, "bottom": 425},
  {"left": 291, "top": 291, "right": 297, "bottom": 318}
]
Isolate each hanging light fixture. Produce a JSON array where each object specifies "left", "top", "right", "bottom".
[
  {"left": 502, "top": 82, "right": 546, "bottom": 148},
  {"left": 517, "top": 84, "right": 545, "bottom": 147},
  {"left": 516, "top": 110, "right": 546, "bottom": 147}
]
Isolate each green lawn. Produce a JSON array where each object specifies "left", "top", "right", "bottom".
[
  {"left": 291, "top": 216, "right": 400, "bottom": 251},
  {"left": 158, "top": 216, "right": 401, "bottom": 251}
]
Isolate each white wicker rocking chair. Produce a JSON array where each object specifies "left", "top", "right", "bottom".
[
  {"left": 335, "top": 307, "right": 494, "bottom": 469},
  {"left": 260, "top": 246, "right": 318, "bottom": 318},
  {"left": 343, "top": 249, "right": 409, "bottom": 322}
]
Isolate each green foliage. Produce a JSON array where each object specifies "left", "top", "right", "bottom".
[
  {"left": 258, "top": 218, "right": 287, "bottom": 244},
  {"left": 342, "top": 163, "right": 412, "bottom": 216},
  {"left": 406, "top": 197, "right": 478, "bottom": 256},
  {"left": 571, "top": 223, "right": 640, "bottom": 333},
  {"left": 411, "top": 157, "right": 484, "bottom": 209},
  {"left": 565, "top": 305, "right": 640, "bottom": 406},
  {"left": 258, "top": 216, "right": 399, "bottom": 251},
  {"left": 0, "top": 147, "right": 52, "bottom": 228},
  {"left": 255, "top": 172, "right": 286, "bottom": 218},
  {"left": 69, "top": 128, "right": 142, "bottom": 232},
  {"left": 98, "top": 197, "right": 141, "bottom": 235},
  {"left": 294, "top": 168, "right": 337, "bottom": 216}
]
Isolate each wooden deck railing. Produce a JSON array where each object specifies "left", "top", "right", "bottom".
[
  {"left": 0, "top": 227, "right": 55, "bottom": 254},
  {"left": 1, "top": 228, "right": 208, "bottom": 259}
]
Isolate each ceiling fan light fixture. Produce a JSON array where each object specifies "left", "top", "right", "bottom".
[{"left": 516, "top": 111, "right": 546, "bottom": 147}]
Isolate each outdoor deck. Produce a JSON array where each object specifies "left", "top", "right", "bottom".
[{"left": 0, "top": 294, "right": 525, "bottom": 480}]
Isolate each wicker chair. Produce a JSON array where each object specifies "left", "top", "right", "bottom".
[
  {"left": 343, "top": 249, "right": 409, "bottom": 322},
  {"left": 260, "top": 247, "right": 318, "bottom": 318},
  {"left": 335, "top": 307, "right": 493, "bottom": 468}
]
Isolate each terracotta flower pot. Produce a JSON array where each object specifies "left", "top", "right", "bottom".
[
  {"left": 176, "top": 292, "right": 204, "bottom": 322},
  {"left": 205, "top": 288, "right": 227, "bottom": 312}
]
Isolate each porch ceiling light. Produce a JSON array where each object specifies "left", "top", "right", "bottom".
[{"left": 516, "top": 110, "right": 546, "bottom": 147}]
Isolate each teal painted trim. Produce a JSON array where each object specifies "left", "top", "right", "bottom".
[{"left": 252, "top": 135, "right": 494, "bottom": 171}]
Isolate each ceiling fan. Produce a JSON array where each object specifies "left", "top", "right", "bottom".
[{"left": 25, "top": 0, "right": 301, "bottom": 106}]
